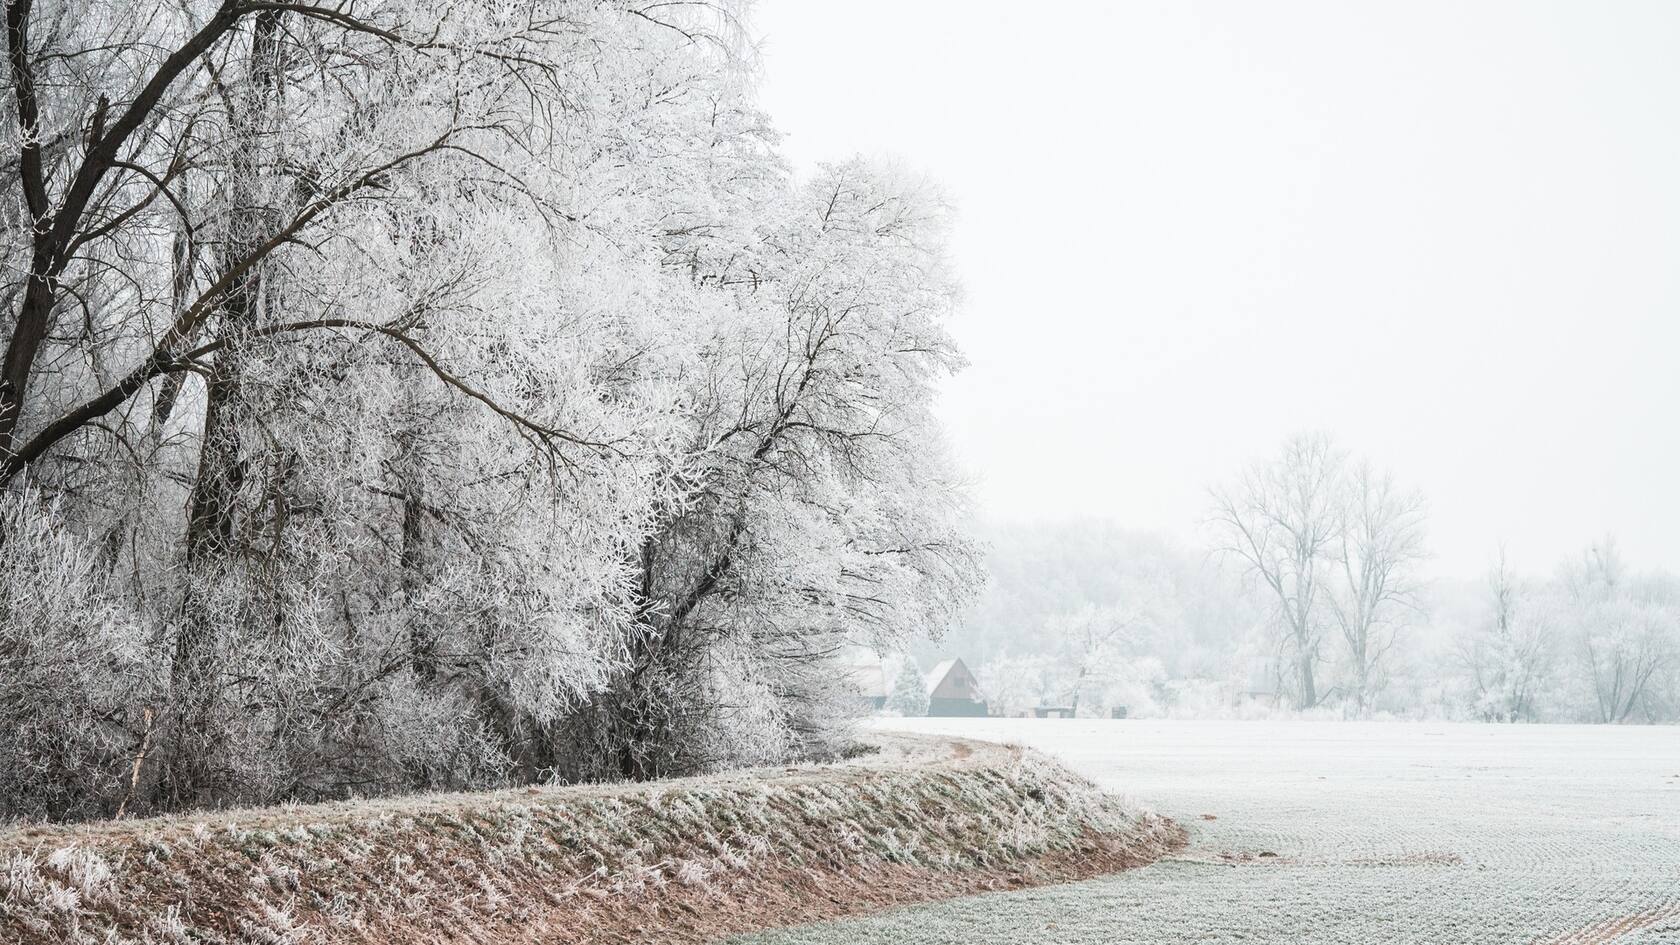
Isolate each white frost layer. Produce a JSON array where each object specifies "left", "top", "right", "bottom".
[{"left": 740, "top": 719, "right": 1680, "bottom": 944}]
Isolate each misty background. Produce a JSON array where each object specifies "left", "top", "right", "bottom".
[{"left": 754, "top": 2, "right": 1680, "bottom": 720}]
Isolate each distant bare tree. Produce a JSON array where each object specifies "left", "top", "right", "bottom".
[
  {"left": 1329, "top": 461, "right": 1427, "bottom": 715},
  {"left": 975, "top": 653, "right": 1058, "bottom": 717},
  {"left": 1048, "top": 604, "right": 1136, "bottom": 716},
  {"left": 1210, "top": 434, "right": 1344, "bottom": 709},
  {"left": 1459, "top": 548, "right": 1553, "bottom": 722},
  {"left": 1560, "top": 540, "right": 1677, "bottom": 723}
]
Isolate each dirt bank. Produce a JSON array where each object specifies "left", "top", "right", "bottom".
[{"left": 0, "top": 734, "right": 1182, "bottom": 944}]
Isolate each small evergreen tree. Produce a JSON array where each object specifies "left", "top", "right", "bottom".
[{"left": 888, "top": 657, "right": 930, "bottom": 716}]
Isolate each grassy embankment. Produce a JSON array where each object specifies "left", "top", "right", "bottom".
[{"left": 0, "top": 734, "right": 1183, "bottom": 944}]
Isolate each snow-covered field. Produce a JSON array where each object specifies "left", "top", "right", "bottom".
[{"left": 735, "top": 719, "right": 1680, "bottom": 944}]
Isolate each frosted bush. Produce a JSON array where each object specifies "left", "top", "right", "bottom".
[{"left": 0, "top": 494, "right": 160, "bottom": 821}]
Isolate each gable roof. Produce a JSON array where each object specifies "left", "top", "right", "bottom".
[
  {"left": 924, "top": 659, "right": 956, "bottom": 695},
  {"left": 925, "top": 658, "right": 970, "bottom": 696}
]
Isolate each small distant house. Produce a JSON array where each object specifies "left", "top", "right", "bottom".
[
  {"left": 842, "top": 661, "right": 890, "bottom": 712},
  {"left": 925, "top": 658, "right": 987, "bottom": 717},
  {"left": 1032, "top": 705, "right": 1075, "bottom": 719}
]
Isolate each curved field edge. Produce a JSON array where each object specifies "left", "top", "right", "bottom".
[{"left": 0, "top": 734, "right": 1184, "bottom": 945}]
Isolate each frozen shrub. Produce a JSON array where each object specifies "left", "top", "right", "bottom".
[{"left": 0, "top": 493, "right": 160, "bottom": 821}]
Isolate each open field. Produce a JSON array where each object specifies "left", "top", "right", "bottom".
[{"left": 736, "top": 720, "right": 1680, "bottom": 944}]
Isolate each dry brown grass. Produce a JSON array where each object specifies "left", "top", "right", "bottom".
[{"left": 0, "top": 734, "right": 1181, "bottom": 944}]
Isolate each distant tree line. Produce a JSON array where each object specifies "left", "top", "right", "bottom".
[
  {"left": 949, "top": 524, "right": 1265, "bottom": 718},
  {"left": 0, "top": 1, "right": 979, "bottom": 822},
  {"left": 1210, "top": 435, "right": 1678, "bottom": 722},
  {"left": 956, "top": 438, "right": 1678, "bottom": 724},
  {"left": 1455, "top": 539, "right": 1678, "bottom": 724}
]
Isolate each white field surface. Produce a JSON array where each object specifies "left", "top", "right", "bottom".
[{"left": 734, "top": 719, "right": 1680, "bottom": 944}]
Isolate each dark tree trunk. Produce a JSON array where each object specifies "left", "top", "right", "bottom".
[
  {"left": 1296, "top": 651, "right": 1317, "bottom": 709},
  {"left": 401, "top": 487, "right": 435, "bottom": 679},
  {"left": 169, "top": 10, "right": 285, "bottom": 807},
  {"left": 1, "top": 1, "right": 244, "bottom": 481}
]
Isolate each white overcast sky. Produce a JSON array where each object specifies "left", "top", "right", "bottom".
[{"left": 753, "top": 0, "right": 1680, "bottom": 578}]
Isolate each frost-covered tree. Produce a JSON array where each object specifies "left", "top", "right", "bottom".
[
  {"left": 1458, "top": 550, "right": 1555, "bottom": 722},
  {"left": 0, "top": 1, "right": 978, "bottom": 820},
  {"left": 1210, "top": 434, "right": 1345, "bottom": 709},
  {"left": 1212, "top": 436, "right": 1428, "bottom": 714},
  {"left": 0, "top": 0, "right": 693, "bottom": 816},
  {"left": 1046, "top": 601, "right": 1148, "bottom": 716},
  {"left": 1328, "top": 462, "right": 1427, "bottom": 715},
  {"left": 887, "top": 656, "right": 929, "bottom": 717},
  {"left": 574, "top": 160, "right": 982, "bottom": 779},
  {"left": 1442, "top": 540, "right": 1680, "bottom": 724},
  {"left": 976, "top": 653, "right": 1059, "bottom": 717},
  {"left": 1558, "top": 541, "right": 1677, "bottom": 723}
]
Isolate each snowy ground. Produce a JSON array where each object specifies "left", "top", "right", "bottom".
[{"left": 733, "top": 719, "right": 1680, "bottom": 944}]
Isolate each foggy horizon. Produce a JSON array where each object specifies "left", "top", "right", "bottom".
[{"left": 757, "top": 0, "right": 1680, "bottom": 579}]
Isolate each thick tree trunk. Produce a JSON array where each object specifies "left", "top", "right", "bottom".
[
  {"left": 2, "top": 0, "right": 58, "bottom": 465},
  {"left": 169, "top": 10, "right": 284, "bottom": 807},
  {"left": 401, "top": 488, "right": 434, "bottom": 679},
  {"left": 1296, "top": 651, "right": 1317, "bottom": 710},
  {"left": 1, "top": 1, "right": 243, "bottom": 481},
  {"left": 183, "top": 355, "right": 249, "bottom": 563},
  {"left": 0, "top": 274, "right": 54, "bottom": 461}
]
